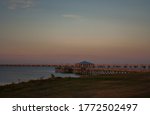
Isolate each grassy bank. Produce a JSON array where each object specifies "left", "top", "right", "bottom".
[{"left": 0, "top": 73, "right": 150, "bottom": 98}]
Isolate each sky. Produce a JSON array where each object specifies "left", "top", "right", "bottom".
[{"left": 0, "top": 0, "right": 150, "bottom": 64}]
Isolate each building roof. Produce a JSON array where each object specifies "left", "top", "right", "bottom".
[{"left": 78, "top": 61, "right": 94, "bottom": 64}]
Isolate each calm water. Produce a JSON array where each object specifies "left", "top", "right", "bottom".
[{"left": 0, "top": 66, "right": 79, "bottom": 85}]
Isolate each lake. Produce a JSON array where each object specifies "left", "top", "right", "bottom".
[{"left": 0, "top": 66, "right": 79, "bottom": 85}]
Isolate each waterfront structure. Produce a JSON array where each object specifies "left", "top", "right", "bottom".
[
  {"left": 55, "top": 61, "right": 150, "bottom": 75},
  {"left": 55, "top": 66, "right": 73, "bottom": 73},
  {"left": 73, "top": 61, "right": 95, "bottom": 75}
]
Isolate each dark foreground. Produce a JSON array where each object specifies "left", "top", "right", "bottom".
[{"left": 0, "top": 73, "right": 150, "bottom": 98}]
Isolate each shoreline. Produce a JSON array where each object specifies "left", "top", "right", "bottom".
[{"left": 0, "top": 73, "right": 150, "bottom": 98}]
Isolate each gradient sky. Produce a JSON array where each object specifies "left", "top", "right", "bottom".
[{"left": 0, "top": 0, "right": 150, "bottom": 64}]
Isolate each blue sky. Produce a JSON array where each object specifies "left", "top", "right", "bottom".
[{"left": 0, "top": 0, "right": 150, "bottom": 64}]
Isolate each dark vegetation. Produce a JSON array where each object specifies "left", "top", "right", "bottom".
[{"left": 0, "top": 73, "right": 150, "bottom": 98}]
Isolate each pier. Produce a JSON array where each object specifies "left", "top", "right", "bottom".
[
  {"left": 0, "top": 62, "right": 150, "bottom": 75},
  {"left": 55, "top": 61, "right": 150, "bottom": 75}
]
